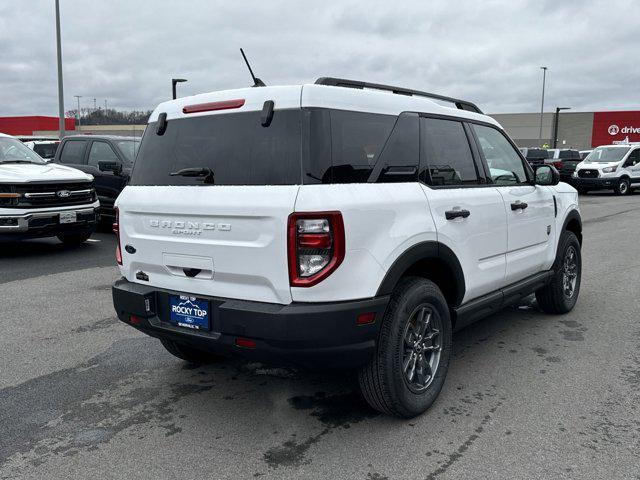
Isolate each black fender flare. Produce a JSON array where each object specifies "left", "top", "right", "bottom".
[
  {"left": 561, "top": 208, "right": 582, "bottom": 245},
  {"left": 376, "top": 241, "right": 466, "bottom": 307}
]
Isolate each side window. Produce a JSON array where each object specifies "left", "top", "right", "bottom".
[
  {"left": 374, "top": 113, "right": 419, "bottom": 183},
  {"left": 420, "top": 118, "right": 479, "bottom": 186},
  {"left": 625, "top": 149, "right": 640, "bottom": 166},
  {"left": 88, "top": 141, "right": 119, "bottom": 167},
  {"left": 59, "top": 140, "right": 87, "bottom": 164},
  {"left": 329, "top": 110, "right": 395, "bottom": 183},
  {"left": 472, "top": 124, "right": 528, "bottom": 185}
]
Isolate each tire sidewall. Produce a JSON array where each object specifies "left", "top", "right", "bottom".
[
  {"left": 384, "top": 279, "right": 452, "bottom": 417},
  {"left": 555, "top": 232, "right": 582, "bottom": 310}
]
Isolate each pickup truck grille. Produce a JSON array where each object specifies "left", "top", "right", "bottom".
[
  {"left": 577, "top": 169, "right": 599, "bottom": 178},
  {"left": 0, "top": 182, "right": 96, "bottom": 208}
]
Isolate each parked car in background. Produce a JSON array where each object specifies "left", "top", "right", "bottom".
[
  {"left": 520, "top": 147, "right": 550, "bottom": 166},
  {"left": 573, "top": 144, "right": 640, "bottom": 194},
  {"left": 24, "top": 140, "right": 60, "bottom": 160},
  {"left": 54, "top": 135, "right": 140, "bottom": 223},
  {"left": 579, "top": 149, "right": 592, "bottom": 160},
  {"left": 0, "top": 133, "right": 98, "bottom": 243},
  {"left": 546, "top": 149, "right": 582, "bottom": 183}
]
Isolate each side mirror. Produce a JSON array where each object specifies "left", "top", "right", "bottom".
[
  {"left": 534, "top": 164, "right": 560, "bottom": 186},
  {"left": 98, "top": 161, "right": 122, "bottom": 175}
]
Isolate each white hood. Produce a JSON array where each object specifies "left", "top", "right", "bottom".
[{"left": 0, "top": 162, "right": 93, "bottom": 184}]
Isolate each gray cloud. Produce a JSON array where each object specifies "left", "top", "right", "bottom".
[{"left": 0, "top": 0, "right": 638, "bottom": 116}]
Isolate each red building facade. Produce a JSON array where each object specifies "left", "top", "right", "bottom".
[{"left": 0, "top": 116, "right": 75, "bottom": 136}]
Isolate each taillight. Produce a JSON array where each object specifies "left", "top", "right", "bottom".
[
  {"left": 553, "top": 161, "right": 563, "bottom": 169},
  {"left": 113, "top": 207, "right": 122, "bottom": 265},
  {"left": 288, "top": 212, "right": 345, "bottom": 287}
]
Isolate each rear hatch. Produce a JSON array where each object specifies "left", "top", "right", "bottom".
[
  {"left": 117, "top": 186, "right": 298, "bottom": 304},
  {"left": 117, "top": 87, "right": 304, "bottom": 304}
]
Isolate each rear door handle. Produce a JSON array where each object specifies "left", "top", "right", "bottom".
[
  {"left": 511, "top": 201, "right": 528, "bottom": 211},
  {"left": 445, "top": 209, "right": 471, "bottom": 220}
]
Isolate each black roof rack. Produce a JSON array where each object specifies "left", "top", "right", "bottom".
[{"left": 315, "top": 77, "right": 483, "bottom": 114}]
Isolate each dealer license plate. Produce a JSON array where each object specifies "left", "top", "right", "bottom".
[{"left": 169, "top": 295, "right": 210, "bottom": 331}]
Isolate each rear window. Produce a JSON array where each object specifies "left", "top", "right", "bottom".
[
  {"left": 131, "top": 108, "right": 398, "bottom": 186},
  {"left": 130, "top": 110, "right": 302, "bottom": 186},
  {"left": 33, "top": 143, "right": 58, "bottom": 159}
]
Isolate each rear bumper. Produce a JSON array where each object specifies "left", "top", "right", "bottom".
[
  {"left": 573, "top": 177, "right": 615, "bottom": 189},
  {"left": 112, "top": 278, "right": 389, "bottom": 369},
  {"left": 0, "top": 204, "right": 99, "bottom": 241}
]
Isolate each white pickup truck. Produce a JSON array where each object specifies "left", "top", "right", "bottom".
[
  {"left": 111, "top": 78, "right": 582, "bottom": 417},
  {"left": 0, "top": 133, "right": 99, "bottom": 244}
]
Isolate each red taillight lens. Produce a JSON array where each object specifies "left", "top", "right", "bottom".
[
  {"left": 287, "top": 211, "right": 345, "bottom": 287},
  {"left": 553, "top": 161, "right": 563, "bottom": 169},
  {"left": 113, "top": 207, "right": 122, "bottom": 265}
]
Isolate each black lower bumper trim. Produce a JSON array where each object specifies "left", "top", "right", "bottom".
[
  {"left": 112, "top": 278, "right": 389, "bottom": 369},
  {"left": 574, "top": 177, "right": 615, "bottom": 189}
]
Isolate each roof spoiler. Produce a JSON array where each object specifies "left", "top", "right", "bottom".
[{"left": 315, "top": 77, "right": 483, "bottom": 114}]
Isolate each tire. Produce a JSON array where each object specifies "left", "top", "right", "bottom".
[
  {"left": 160, "top": 338, "right": 225, "bottom": 364},
  {"left": 615, "top": 177, "right": 630, "bottom": 195},
  {"left": 535, "top": 231, "right": 581, "bottom": 314},
  {"left": 358, "top": 277, "right": 452, "bottom": 418},
  {"left": 57, "top": 231, "right": 93, "bottom": 245}
]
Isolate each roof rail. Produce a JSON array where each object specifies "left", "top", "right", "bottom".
[{"left": 315, "top": 77, "right": 483, "bottom": 114}]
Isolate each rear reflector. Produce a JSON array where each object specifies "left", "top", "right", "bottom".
[
  {"left": 183, "top": 99, "right": 245, "bottom": 114},
  {"left": 235, "top": 337, "right": 256, "bottom": 349},
  {"left": 0, "top": 193, "right": 20, "bottom": 198},
  {"left": 129, "top": 315, "right": 141, "bottom": 325},
  {"left": 356, "top": 313, "right": 376, "bottom": 325}
]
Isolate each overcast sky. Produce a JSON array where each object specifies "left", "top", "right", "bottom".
[{"left": 1, "top": 0, "right": 638, "bottom": 117}]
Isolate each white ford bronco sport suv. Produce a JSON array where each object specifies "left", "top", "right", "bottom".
[
  {"left": 0, "top": 133, "right": 99, "bottom": 243},
  {"left": 111, "top": 78, "right": 582, "bottom": 417}
]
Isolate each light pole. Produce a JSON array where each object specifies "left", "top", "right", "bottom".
[
  {"left": 553, "top": 107, "right": 571, "bottom": 148},
  {"left": 74, "top": 95, "right": 82, "bottom": 129},
  {"left": 55, "top": 0, "right": 65, "bottom": 138},
  {"left": 538, "top": 66, "right": 548, "bottom": 146},
  {"left": 172, "top": 78, "right": 187, "bottom": 99}
]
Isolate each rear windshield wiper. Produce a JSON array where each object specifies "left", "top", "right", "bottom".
[{"left": 170, "top": 167, "right": 215, "bottom": 184}]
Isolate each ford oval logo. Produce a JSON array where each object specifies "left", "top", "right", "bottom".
[{"left": 56, "top": 190, "right": 71, "bottom": 198}]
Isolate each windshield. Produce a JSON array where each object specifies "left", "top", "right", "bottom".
[
  {"left": 0, "top": 137, "right": 45, "bottom": 164},
  {"left": 585, "top": 146, "right": 630, "bottom": 163},
  {"left": 116, "top": 140, "right": 140, "bottom": 163}
]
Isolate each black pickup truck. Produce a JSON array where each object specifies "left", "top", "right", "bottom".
[{"left": 54, "top": 135, "right": 140, "bottom": 223}]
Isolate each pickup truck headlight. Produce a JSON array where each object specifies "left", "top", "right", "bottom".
[{"left": 602, "top": 166, "right": 618, "bottom": 173}]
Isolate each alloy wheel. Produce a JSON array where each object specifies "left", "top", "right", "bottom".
[
  {"left": 401, "top": 305, "right": 442, "bottom": 393},
  {"left": 562, "top": 245, "right": 578, "bottom": 298}
]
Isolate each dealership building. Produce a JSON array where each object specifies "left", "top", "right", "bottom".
[
  {"left": 490, "top": 110, "right": 640, "bottom": 150},
  {"left": 1, "top": 110, "right": 639, "bottom": 150}
]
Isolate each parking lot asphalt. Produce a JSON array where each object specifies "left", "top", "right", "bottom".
[{"left": 1, "top": 192, "right": 639, "bottom": 480}]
